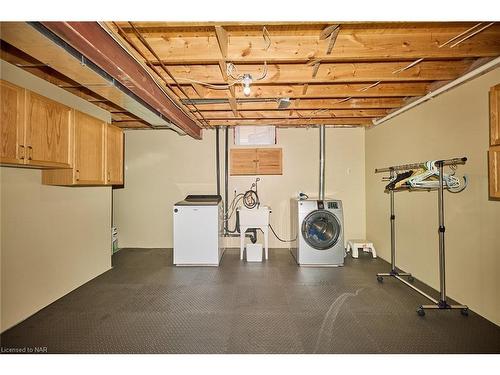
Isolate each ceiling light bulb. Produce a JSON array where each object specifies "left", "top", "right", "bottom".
[
  {"left": 243, "top": 85, "right": 251, "bottom": 96},
  {"left": 242, "top": 74, "right": 252, "bottom": 97}
]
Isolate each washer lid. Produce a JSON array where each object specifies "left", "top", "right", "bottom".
[{"left": 301, "top": 210, "right": 341, "bottom": 250}]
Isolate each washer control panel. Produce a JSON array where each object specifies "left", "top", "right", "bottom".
[{"left": 327, "top": 201, "right": 339, "bottom": 209}]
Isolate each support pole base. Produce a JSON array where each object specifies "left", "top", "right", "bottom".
[
  {"left": 376, "top": 271, "right": 414, "bottom": 283},
  {"left": 417, "top": 304, "right": 469, "bottom": 317}
]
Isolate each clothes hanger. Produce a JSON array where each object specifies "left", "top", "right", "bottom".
[{"left": 408, "top": 160, "right": 467, "bottom": 192}]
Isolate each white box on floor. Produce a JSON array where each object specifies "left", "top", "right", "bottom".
[{"left": 246, "top": 243, "right": 263, "bottom": 262}]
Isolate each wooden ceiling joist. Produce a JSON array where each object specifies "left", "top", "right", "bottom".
[
  {"left": 214, "top": 25, "right": 239, "bottom": 117},
  {"left": 154, "top": 60, "right": 472, "bottom": 85},
  {"left": 172, "top": 82, "right": 430, "bottom": 99}
]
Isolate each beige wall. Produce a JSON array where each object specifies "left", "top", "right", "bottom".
[
  {"left": 114, "top": 127, "right": 365, "bottom": 249},
  {"left": 365, "top": 68, "right": 500, "bottom": 325},
  {"left": 0, "top": 168, "right": 112, "bottom": 332},
  {"left": 0, "top": 61, "right": 113, "bottom": 332}
]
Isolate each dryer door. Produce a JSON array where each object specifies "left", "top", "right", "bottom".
[{"left": 301, "top": 210, "right": 341, "bottom": 250}]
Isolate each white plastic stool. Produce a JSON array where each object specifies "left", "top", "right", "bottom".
[{"left": 346, "top": 240, "right": 377, "bottom": 258}]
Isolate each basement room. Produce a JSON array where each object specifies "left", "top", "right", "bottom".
[{"left": 1, "top": 1, "right": 499, "bottom": 372}]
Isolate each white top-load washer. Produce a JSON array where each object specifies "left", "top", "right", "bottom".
[
  {"left": 290, "top": 198, "right": 344, "bottom": 266},
  {"left": 173, "top": 195, "right": 224, "bottom": 266}
]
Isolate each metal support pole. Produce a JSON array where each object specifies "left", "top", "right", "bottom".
[
  {"left": 215, "top": 127, "right": 220, "bottom": 197},
  {"left": 318, "top": 125, "right": 325, "bottom": 201},
  {"left": 437, "top": 161, "right": 447, "bottom": 305},
  {"left": 224, "top": 127, "right": 229, "bottom": 235},
  {"left": 389, "top": 169, "right": 396, "bottom": 271}
]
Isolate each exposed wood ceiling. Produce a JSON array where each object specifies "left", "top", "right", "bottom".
[
  {"left": 104, "top": 21, "right": 500, "bottom": 129},
  {"left": 1, "top": 22, "right": 499, "bottom": 133}
]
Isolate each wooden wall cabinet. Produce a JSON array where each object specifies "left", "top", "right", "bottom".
[
  {"left": 230, "top": 148, "right": 282, "bottom": 176},
  {"left": 43, "top": 112, "right": 123, "bottom": 186},
  {"left": 105, "top": 124, "right": 124, "bottom": 185},
  {"left": 1, "top": 80, "right": 72, "bottom": 168},
  {"left": 0, "top": 80, "right": 25, "bottom": 165},
  {"left": 490, "top": 84, "right": 500, "bottom": 147},
  {"left": 489, "top": 145, "right": 500, "bottom": 199},
  {"left": 490, "top": 84, "right": 500, "bottom": 199}
]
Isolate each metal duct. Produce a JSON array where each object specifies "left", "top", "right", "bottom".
[
  {"left": 319, "top": 125, "right": 326, "bottom": 201},
  {"left": 216, "top": 127, "right": 220, "bottom": 196},
  {"left": 224, "top": 127, "right": 229, "bottom": 234}
]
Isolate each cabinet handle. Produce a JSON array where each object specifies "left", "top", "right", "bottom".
[
  {"left": 27, "top": 146, "right": 33, "bottom": 160},
  {"left": 18, "top": 145, "right": 25, "bottom": 160},
  {"left": 75, "top": 169, "right": 80, "bottom": 181},
  {"left": 107, "top": 171, "right": 111, "bottom": 182}
]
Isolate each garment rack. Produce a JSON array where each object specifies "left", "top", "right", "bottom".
[{"left": 375, "top": 157, "right": 469, "bottom": 317}]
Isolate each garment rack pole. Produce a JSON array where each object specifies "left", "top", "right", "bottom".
[
  {"left": 375, "top": 157, "right": 469, "bottom": 317},
  {"left": 375, "top": 157, "right": 466, "bottom": 173}
]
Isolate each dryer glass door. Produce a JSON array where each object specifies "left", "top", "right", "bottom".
[{"left": 301, "top": 210, "right": 341, "bottom": 250}]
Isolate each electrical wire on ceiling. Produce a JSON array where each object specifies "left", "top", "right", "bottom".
[
  {"left": 438, "top": 22, "right": 490, "bottom": 48},
  {"left": 172, "top": 26, "right": 271, "bottom": 95},
  {"left": 357, "top": 81, "right": 381, "bottom": 92},
  {"left": 262, "top": 26, "right": 272, "bottom": 51},
  {"left": 356, "top": 23, "right": 495, "bottom": 96},
  {"left": 448, "top": 22, "right": 494, "bottom": 48},
  {"left": 392, "top": 58, "right": 425, "bottom": 74}
]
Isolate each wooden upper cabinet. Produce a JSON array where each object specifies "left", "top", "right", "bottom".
[
  {"left": 490, "top": 84, "right": 500, "bottom": 199},
  {"left": 230, "top": 148, "right": 282, "bottom": 175},
  {"left": 42, "top": 111, "right": 106, "bottom": 185},
  {"left": 25, "top": 90, "right": 72, "bottom": 168},
  {"left": 230, "top": 148, "right": 257, "bottom": 175},
  {"left": 489, "top": 145, "right": 500, "bottom": 199},
  {"left": 42, "top": 116, "right": 123, "bottom": 186},
  {"left": 105, "top": 124, "right": 124, "bottom": 185},
  {"left": 74, "top": 111, "right": 105, "bottom": 184},
  {"left": 490, "top": 84, "right": 500, "bottom": 146},
  {"left": 256, "top": 148, "right": 283, "bottom": 175},
  {"left": 0, "top": 80, "right": 25, "bottom": 165}
]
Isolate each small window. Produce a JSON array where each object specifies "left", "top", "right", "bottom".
[{"left": 234, "top": 126, "right": 276, "bottom": 146}]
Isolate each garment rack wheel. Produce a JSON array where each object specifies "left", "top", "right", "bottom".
[
  {"left": 376, "top": 275, "right": 383, "bottom": 283},
  {"left": 417, "top": 307, "right": 425, "bottom": 316},
  {"left": 461, "top": 308, "right": 469, "bottom": 316}
]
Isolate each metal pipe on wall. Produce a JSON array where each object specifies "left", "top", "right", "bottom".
[
  {"left": 224, "top": 127, "right": 229, "bottom": 234},
  {"left": 319, "top": 125, "right": 326, "bottom": 201},
  {"left": 216, "top": 127, "right": 220, "bottom": 196}
]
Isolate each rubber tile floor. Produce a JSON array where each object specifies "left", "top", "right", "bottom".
[{"left": 1, "top": 248, "right": 499, "bottom": 354}]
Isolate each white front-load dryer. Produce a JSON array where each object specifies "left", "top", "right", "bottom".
[{"left": 290, "top": 198, "right": 344, "bottom": 266}]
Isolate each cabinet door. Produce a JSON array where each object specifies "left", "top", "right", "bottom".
[
  {"left": 0, "top": 80, "right": 25, "bottom": 165},
  {"left": 230, "top": 148, "right": 257, "bottom": 175},
  {"left": 25, "top": 91, "right": 72, "bottom": 167},
  {"left": 489, "top": 145, "right": 500, "bottom": 199},
  {"left": 105, "top": 124, "right": 124, "bottom": 185},
  {"left": 74, "top": 111, "right": 105, "bottom": 184},
  {"left": 256, "top": 148, "right": 282, "bottom": 175},
  {"left": 491, "top": 84, "right": 500, "bottom": 146}
]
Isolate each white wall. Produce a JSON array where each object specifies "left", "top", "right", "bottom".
[
  {"left": 365, "top": 67, "right": 500, "bottom": 325},
  {"left": 113, "top": 127, "right": 365, "bottom": 249},
  {"left": 0, "top": 168, "right": 112, "bottom": 332}
]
